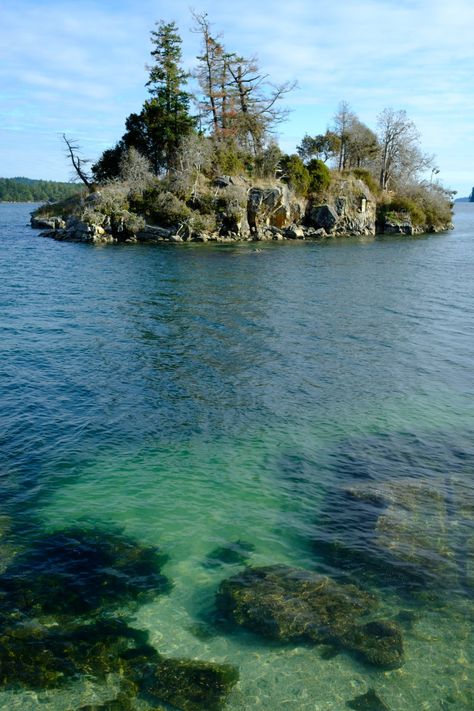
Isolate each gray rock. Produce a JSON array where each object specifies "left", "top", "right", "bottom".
[
  {"left": 31, "top": 216, "right": 65, "bottom": 230},
  {"left": 214, "top": 176, "right": 232, "bottom": 188},
  {"left": 308, "top": 204, "right": 338, "bottom": 232},
  {"left": 384, "top": 221, "right": 414, "bottom": 235},
  {"left": 285, "top": 225, "right": 305, "bottom": 239},
  {"left": 142, "top": 224, "right": 173, "bottom": 239}
]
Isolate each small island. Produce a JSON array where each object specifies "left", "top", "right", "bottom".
[{"left": 31, "top": 14, "right": 454, "bottom": 244}]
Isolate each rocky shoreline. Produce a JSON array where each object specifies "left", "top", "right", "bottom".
[{"left": 30, "top": 174, "right": 453, "bottom": 245}]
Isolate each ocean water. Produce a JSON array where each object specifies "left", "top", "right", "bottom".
[{"left": 0, "top": 203, "right": 473, "bottom": 710}]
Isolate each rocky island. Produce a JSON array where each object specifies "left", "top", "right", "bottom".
[{"left": 31, "top": 14, "right": 453, "bottom": 244}]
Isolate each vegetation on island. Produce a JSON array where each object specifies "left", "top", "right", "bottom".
[
  {"left": 0, "top": 177, "right": 80, "bottom": 203},
  {"left": 33, "top": 12, "right": 453, "bottom": 242}
]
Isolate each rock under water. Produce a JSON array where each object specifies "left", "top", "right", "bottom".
[{"left": 216, "top": 565, "right": 404, "bottom": 668}]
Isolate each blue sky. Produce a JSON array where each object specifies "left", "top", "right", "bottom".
[{"left": 1, "top": 0, "right": 473, "bottom": 195}]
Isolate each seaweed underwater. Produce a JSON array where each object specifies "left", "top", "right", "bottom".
[{"left": 0, "top": 525, "right": 239, "bottom": 710}]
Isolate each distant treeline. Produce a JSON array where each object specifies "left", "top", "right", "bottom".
[{"left": 0, "top": 177, "right": 82, "bottom": 202}]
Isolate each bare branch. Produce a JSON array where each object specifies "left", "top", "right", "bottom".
[{"left": 62, "top": 134, "right": 93, "bottom": 190}]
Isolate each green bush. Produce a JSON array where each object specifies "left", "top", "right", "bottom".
[
  {"left": 212, "top": 142, "right": 245, "bottom": 176},
  {"left": 280, "top": 154, "right": 310, "bottom": 196},
  {"left": 377, "top": 196, "right": 425, "bottom": 227},
  {"left": 190, "top": 192, "right": 215, "bottom": 214},
  {"left": 307, "top": 159, "right": 331, "bottom": 195},
  {"left": 189, "top": 211, "right": 217, "bottom": 235},
  {"left": 136, "top": 188, "right": 191, "bottom": 227},
  {"left": 122, "top": 211, "right": 146, "bottom": 234}
]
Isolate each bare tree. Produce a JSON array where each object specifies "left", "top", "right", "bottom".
[
  {"left": 119, "top": 146, "right": 153, "bottom": 191},
  {"left": 344, "top": 119, "right": 379, "bottom": 168},
  {"left": 191, "top": 11, "right": 224, "bottom": 133},
  {"left": 192, "top": 11, "right": 296, "bottom": 155},
  {"left": 62, "top": 134, "right": 93, "bottom": 190},
  {"left": 377, "top": 108, "right": 432, "bottom": 190},
  {"left": 332, "top": 101, "right": 357, "bottom": 170}
]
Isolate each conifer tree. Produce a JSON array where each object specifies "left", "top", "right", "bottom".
[{"left": 142, "top": 20, "right": 196, "bottom": 173}]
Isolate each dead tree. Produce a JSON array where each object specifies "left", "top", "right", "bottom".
[{"left": 62, "top": 134, "right": 94, "bottom": 191}]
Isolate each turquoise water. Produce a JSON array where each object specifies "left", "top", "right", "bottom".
[{"left": 0, "top": 204, "right": 473, "bottom": 709}]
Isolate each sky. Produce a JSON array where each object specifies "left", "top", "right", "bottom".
[{"left": 1, "top": 0, "right": 473, "bottom": 195}]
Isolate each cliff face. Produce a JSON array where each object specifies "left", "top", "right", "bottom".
[{"left": 470, "top": 187, "right": 474, "bottom": 203}]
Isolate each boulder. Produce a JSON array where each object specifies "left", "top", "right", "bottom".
[
  {"left": 313, "top": 476, "right": 472, "bottom": 592},
  {"left": 137, "top": 224, "right": 173, "bottom": 241},
  {"left": 30, "top": 215, "right": 66, "bottom": 230},
  {"left": 217, "top": 565, "right": 376, "bottom": 643},
  {"left": 347, "top": 688, "right": 390, "bottom": 711},
  {"left": 285, "top": 225, "right": 305, "bottom": 239},
  {"left": 306, "top": 177, "right": 376, "bottom": 236},
  {"left": 0, "top": 527, "right": 171, "bottom": 617},
  {"left": 204, "top": 540, "right": 255, "bottom": 568},
  {"left": 138, "top": 657, "right": 239, "bottom": 711},
  {"left": 308, "top": 204, "right": 338, "bottom": 232}
]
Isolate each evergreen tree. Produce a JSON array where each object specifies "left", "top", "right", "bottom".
[
  {"left": 92, "top": 20, "right": 195, "bottom": 180},
  {"left": 143, "top": 20, "right": 196, "bottom": 173}
]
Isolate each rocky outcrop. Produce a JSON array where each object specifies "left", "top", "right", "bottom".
[
  {"left": 31, "top": 173, "right": 451, "bottom": 244},
  {"left": 306, "top": 177, "right": 376, "bottom": 236},
  {"left": 31, "top": 215, "right": 66, "bottom": 230},
  {"left": 247, "top": 185, "right": 305, "bottom": 234}
]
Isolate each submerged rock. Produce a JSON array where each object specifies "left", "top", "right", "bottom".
[
  {"left": 312, "top": 442, "right": 474, "bottom": 593},
  {"left": 204, "top": 540, "right": 255, "bottom": 568},
  {"left": 342, "top": 619, "right": 404, "bottom": 669},
  {"left": 217, "top": 565, "right": 376, "bottom": 643},
  {"left": 0, "top": 527, "right": 171, "bottom": 616},
  {"left": 0, "top": 614, "right": 238, "bottom": 710},
  {"left": 136, "top": 656, "right": 239, "bottom": 711},
  {"left": 347, "top": 688, "right": 390, "bottom": 710},
  {"left": 217, "top": 565, "right": 402, "bottom": 667},
  {"left": 0, "top": 617, "right": 146, "bottom": 690}
]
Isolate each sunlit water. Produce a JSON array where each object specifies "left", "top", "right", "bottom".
[{"left": 0, "top": 203, "right": 473, "bottom": 710}]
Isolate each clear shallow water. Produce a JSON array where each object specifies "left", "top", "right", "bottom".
[{"left": 0, "top": 203, "right": 473, "bottom": 710}]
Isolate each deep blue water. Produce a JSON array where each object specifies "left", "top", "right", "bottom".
[{"left": 0, "top": 203, "right": 473, "bottom": 710}]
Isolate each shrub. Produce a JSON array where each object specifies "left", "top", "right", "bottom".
[
  {"left": 190, "top": 192, "right": 216, "bottom": 215},
  {"left": 377, "top": 195, "right": 425, "bottom": 227},
  {"left": 307, "top": 159, "right": 331, "bottom": 195},
  {"left": 136, "top": 188, "right": 191, "bottom": 227},
  {"left": 280, "top": 154, "right": 310, "bottom": 196},
  {"left": 408, "top": 185, "right": 453, "bottom": 229},
  {"left": 189, "top": 211, "right": 217, "bottom": 235},
  {"left": 119, "top": 147, "right": 154, "bottom": 193},
  {"left": 122, "top": 211, "right": 146, "bottom": 234},
  {"left": 212, "top": 141, "right": 245, "bottom": 176}
]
